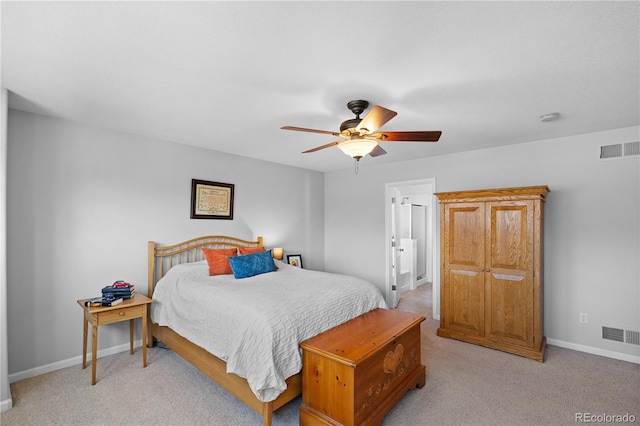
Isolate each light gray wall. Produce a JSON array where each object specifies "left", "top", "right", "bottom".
[
  {"left": 325, "top": 126, "right": 640, "bottom": 359},
  {"left": 1, "top": 90, "right": 13, "bottom": 410},
  {"left": 5, "top": 108, "right": 639, "bottom": 379},
  {"left": 6, "top": 110, "right": 324, "bottom": 376}
]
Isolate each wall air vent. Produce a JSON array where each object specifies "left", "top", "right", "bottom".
[
  {"left": 602, "top": 326, "right": 624, "bottom": 342},
  {"left": 600, "top": 144, "right": 622, "bottom": 159},
  {"left": 600, "top": 142, "right": 640, "bottom": 160},
  {"left": 625, "top": 330, "right": 640, "bottom": 346},
  {"left": 602, "top": 326, "right": 640, "bottom": 345},
  {"left": 624, "top": 141, "right": 640, "bottom": 157}
]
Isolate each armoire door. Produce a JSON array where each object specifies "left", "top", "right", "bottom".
[
  {"left": 442, "top": 202, "right": 485, "bottom": 337},
  {"left": 485, "top": 200, "right": 535, "bottom": 348}
]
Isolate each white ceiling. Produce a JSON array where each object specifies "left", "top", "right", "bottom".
[{"left": 2, "top": 1, "right": 638, "bottom": 172}]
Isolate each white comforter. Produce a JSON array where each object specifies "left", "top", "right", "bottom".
[{"left": 150, "top": 260, "right": 387, "bottom": 402}]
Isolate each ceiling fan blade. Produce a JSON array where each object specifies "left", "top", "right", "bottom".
[
  {"left": 369, "top": 145, "right": 387, "bottom": 157},
  {"left": 377, "top": 131, "right": 442, "bottom": 142},
  {"left": 356, "top": 105, "right": 397, "bottom": 134},
  {"left": 302, "top": 140, "right": 341, "bottom": 153},
  {"left": 281, "top": 126, "right": 340, "bottom": 136}
]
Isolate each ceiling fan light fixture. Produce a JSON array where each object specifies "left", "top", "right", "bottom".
[{"left": 337, "top": 136, "right": 378, "bottom": 160}]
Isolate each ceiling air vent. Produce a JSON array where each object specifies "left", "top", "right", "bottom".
[{"left": 600, "top": 142, "right": 640, "bottom": 160}]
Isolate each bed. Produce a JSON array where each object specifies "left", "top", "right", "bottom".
[{"left": 147, "top": 235, "right": 387, "bottom": 426}]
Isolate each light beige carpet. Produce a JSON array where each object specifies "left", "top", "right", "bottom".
[{"left": 2, "top": 284, "right": 639, "bottom": 425}]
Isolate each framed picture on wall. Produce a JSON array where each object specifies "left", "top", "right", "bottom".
[
  {"left": 287, "top": 254, "right": 303, "bottom": 268},
  {"left": 190, "top": 179, "right": 234, "bottom": 220}
]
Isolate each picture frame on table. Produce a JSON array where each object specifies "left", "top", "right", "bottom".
[
  {"left": 287, "top": 254, "right": 303, "bottom": 268},
  {"left": 190, "top": 179, "right": 234, "bottom": 220}
]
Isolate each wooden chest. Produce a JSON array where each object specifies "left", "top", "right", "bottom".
[{"left": 299, "top": 308, "right": 426, "bottom": 426}]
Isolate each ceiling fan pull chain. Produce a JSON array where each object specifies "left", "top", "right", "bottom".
[{"left": 355, "top": 158, "right": 359, "bottom": 174}]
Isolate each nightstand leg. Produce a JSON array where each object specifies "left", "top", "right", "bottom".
[
  {"left": 91, "top": 320, "right": 98, "bottom": 385},
  {"left": 82, "top": 316, "right": 87, "bottom": 369},
  {"left": 129, "top": 319, "right": 134, "bottom": 355}
]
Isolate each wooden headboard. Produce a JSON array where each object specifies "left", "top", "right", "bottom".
[{"left": 147, "top": 235, "right": 263, "bottom": 298}]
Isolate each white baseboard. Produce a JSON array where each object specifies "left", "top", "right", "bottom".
[
  {"left": 415, "top": 276, "right": 430, "bottom": 287},
  {"left": 1, "top": 397, "right": 13, "bottom": 412},
  {"left": 8, "top": 339, "right": 143, "bottom": 384},
  {"left": 547, "top": 338, "right": 640, "bottom": 364}
]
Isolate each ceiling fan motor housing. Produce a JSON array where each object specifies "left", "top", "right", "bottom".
[
  {"left": 340, "top": 118, "right": 362, "bottom": 133},
  {"left": 340, "top": 100, "right": 369, "bottom": 133}
]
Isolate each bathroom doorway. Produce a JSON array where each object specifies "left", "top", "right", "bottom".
[{"left": 385, "top": 178, "right": 439, "bottom": 320}]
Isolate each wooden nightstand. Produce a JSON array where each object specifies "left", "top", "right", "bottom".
[{"left": 77, "top": 293, "right": 152, "bottom": 385}]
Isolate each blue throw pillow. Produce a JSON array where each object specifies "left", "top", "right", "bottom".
[{"left": 228, "top": 250, "right": 277, "bottom": 279}]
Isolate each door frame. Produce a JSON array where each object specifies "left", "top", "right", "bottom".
[{"left": 384, "top": 178, "right": 440, "bottom": 319}]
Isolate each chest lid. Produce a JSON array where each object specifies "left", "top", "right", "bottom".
[{"left": 300, "top": 308, "right": 424, "bottom": 367}]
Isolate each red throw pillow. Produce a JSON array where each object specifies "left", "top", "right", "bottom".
[
  {"left": 202, "top": 248, "right": 238, "bottom": 276},
  {"left": 238, "top": 246, "right": 265, "bottom": 255}
]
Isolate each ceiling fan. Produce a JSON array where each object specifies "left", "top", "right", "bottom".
[{"left": 281, "top": 100, "right": 442, "bottom": 163}]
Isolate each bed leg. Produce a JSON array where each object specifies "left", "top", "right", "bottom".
[
  {"left": 261, "top": 402, "right": 273, "bottom": 426},
  {"left": 148, "top": 320, "right": 159, "bottom": 348},
  {"left": 147, "top": 325, "right": 154, "bottom": 348}
]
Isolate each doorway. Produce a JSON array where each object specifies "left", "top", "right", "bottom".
[{"left": 384, "top": 178, "right": 439, "bottom": 320}]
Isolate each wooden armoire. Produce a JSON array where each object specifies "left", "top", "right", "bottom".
[{"left": 435, "top": 186, "right": 549, "bottom": 362}]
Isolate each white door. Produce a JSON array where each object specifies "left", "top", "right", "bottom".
[
  {"left": 411, "top": 204, "right": 427, "bottom": 281},
  {"left": 389, "top": 193, "right": 400, "bottom": 308}
]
